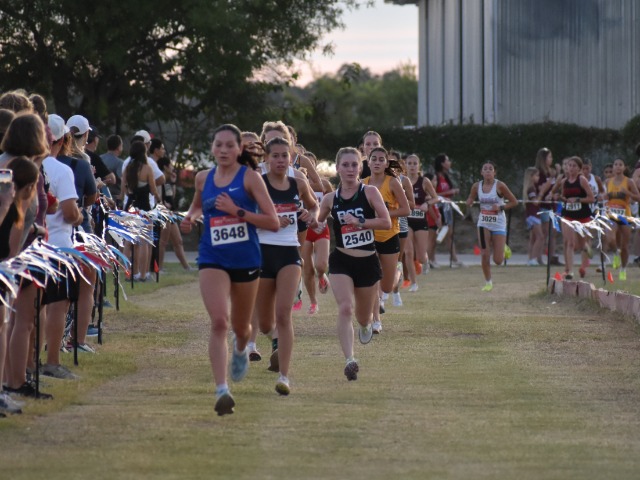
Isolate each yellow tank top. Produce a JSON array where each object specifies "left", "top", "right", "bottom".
[
  {"left": 363, "top": 175, "right": 399, "bottom": 242},
  {"left": 606, "top": 177, "right": 631, "bottom": 216}
]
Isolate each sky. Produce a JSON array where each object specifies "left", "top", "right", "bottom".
[{"left": 294, "top": 0, "right": 419, "bottom": 85}]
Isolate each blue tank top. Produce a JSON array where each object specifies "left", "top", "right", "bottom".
[{"left": 198, "top": 165, "right": 261, "bottom": 268}]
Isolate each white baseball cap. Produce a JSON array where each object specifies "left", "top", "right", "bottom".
[
  {"left": 48, "top": 114, "right": 70, "bottom": 141},
  {"left": 134, "top": 130, "right": 151, "bottom": 143},
  {"left": 66, "top": 115, "right": 92, "bottom": 135}
]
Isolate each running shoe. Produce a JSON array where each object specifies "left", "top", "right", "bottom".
[
  {"left": 230, "top": 348, "right": 249, "bottom": 382},
  {"left": 344, "top": 360, "right": 359, "bottom": 381},
  {"left": 86, "top": 325, "right": 99, "bottom": 337},
  {"left": 358, "top": 323, "right": 373, "bottom": 344},
  {"left": 564, "top": 272, "right": 574, "bottom": 280},
  {"left": 275, "top": 375, "right": 291, "bottom": 396},
  {"left": 214, "top": 390, "right": 235, "bottom": 416},
  {"left": 429, "top": 261, "right": 440, "bottom": 269},
  {"left": 402, "top": 280, "right": 411, "bottom": 288},
  {"left": 307, "top": 303, "right": 319, "bottom": 315},
  {"left": 392, "top": 292, "right": 403, "bottom": 307},
  {"left": 414, "top": 260, "right": 422, "bottom": 275},
  {"left": 292, "top": 299, "right": 303, "bottom": 311},
  {"left": 527, "top": 259, "right": 538, "bottom": 266},
  {"left": 619, "top": 269, "right": 627, "bottom": 281},
  {"left": 249, "top": 349, "right": 262, "bottom": 362},
  {"left": 504, "top": 244, "right": 512, "bottom": 260},
  {"left": 268, "top": 349, "right": 279, "bottom": 372},
  {"left": 4, "top": 382, "right": 53, "bottom": 400},
  {"left": 102, "top": 299, "right": 114, "bottom": 308},
  {"left": 372, "top": 320, "right": 382, "bottom": 334},
  {"left": 408, "top": 283, "right": 419, "bottom": 292},
  {"left": 381, "top": 292, "right": 389, "bottom": 302},
  {"left": 379, "top": 303, "right": 385, "bottom": 315},
  {"left": 481, "top": 283, "right": 493, "bottom": 292},
  {"left": 318, "top": 274, "right": 329, "bottom": 294},
  {"left": 0, "top": 392, "right": 22, "bottom": 415},
  {"left": 579, "top": 267, "right": 586, "bottom": 278},
  {"left": 612, "top": 253, "right": 622, "bottom": 270},
  {"left": 451, "top": 260, "right": 466, "bottom": 268},
  {"left": 41, "top": 363, "right": 79, "bottom": 380}
]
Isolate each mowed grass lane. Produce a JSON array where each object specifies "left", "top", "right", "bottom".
[{"left": 1, "top": 264, "right": 640, "bottom": 479}]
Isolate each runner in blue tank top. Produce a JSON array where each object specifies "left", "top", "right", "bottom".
[{"left": 180, "top": 124, "right": 279, "bottom": 416}]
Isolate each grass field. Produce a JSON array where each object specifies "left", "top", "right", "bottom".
[{"left": 1, "top": 263, "right": 640, "bottom": 479}]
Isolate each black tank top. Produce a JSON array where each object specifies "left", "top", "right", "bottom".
[
  {"left": 413, "top": 176, "right": 427, "bottom": 206},
  {"left": 262, "top": 174, "right": 300, "bottom": 207},
  {"left": 561, "top": 177, "right": 591, "bottom": 219},
  {"left": 330, "top": 183, "right": 376, "bottom": 251}
]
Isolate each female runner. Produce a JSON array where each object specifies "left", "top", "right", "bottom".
[
  {"left": 466, "top": 162, "right": 518, "bottom": 291},
  {"left": 434, "top": 154, "right": 463, "bottom": 267},
  {"left": 405, "top": 154, "right": 439, "bottom": 291},
  {"left": 552, "top": 156, "right": 595, "bottom": 279},
  {"left": 363, "top": 147, "right": 410, "bottom": 333},
  {"left": 180, "top": 124, "right": 279, "bottom": 416},
  {"left": 315, "top": 147, "right": 391, "bottom": 381},
  {"left": 604, "top": 158, "right": 640, "bottom": 280},
  {"left": 253, "top": 137, "right": 318, "bottom": 395}
]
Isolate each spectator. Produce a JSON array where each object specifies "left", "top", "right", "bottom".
[{"left": 100, "top": 134, "right": 124, "bottom": 203}]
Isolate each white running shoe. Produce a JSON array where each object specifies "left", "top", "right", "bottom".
[
  {"left": 381, "top": 292, "right": 389, "bottom": 302},
  {"left": 358, "top": 323, "right": 373, "bottom": 344},
  {"left": 408, "top": 283, "right": 419, "bottom": 292},
  {"left": 275, "top": 375, "right": 290, "bottom": 396},
  {"left": 392, "top": 292, "right": 403, "bottom": 307},
  {"left": 372, "top": 320, "right": 382, "bottom": 334}
]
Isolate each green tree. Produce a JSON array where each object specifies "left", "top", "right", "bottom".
[
  {"left": 280, "top": 62, "right": 417, "bottom": 139},
  {"left": 0, "top": 1, "right": 360, "bottom": 140}
]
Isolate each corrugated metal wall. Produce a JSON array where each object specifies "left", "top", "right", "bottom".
[
  {"left": 419, "top": 0, "right": 639, "bottom": 128},
  {"left": 496, "top": 0, "right": 639, "bottom": 128}
]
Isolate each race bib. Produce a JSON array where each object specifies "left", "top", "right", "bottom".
[
  {"left": 341, "top": 224, "right": 374, "bottom": 249},
  {"left": 480, "top": 209, "right": 498, "bottom": 224},
  {"left": 210, "top": 216, "right": 249, "bottom": 246},
  {"left": 608, "top": 207, "right": 626, "bottom": 217},
  {"left": 276, "top": 203, "right": 298, "bottom": 234},
  {"left": 409, "top": 208, "right": 425, "bottom": 219},
  {"left": 565, "top": 202, "right": 581, "bottom": 211}
]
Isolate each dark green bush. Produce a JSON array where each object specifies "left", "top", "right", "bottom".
[{"left": 299, "top": 121, "right": 631, "bottom": 199}]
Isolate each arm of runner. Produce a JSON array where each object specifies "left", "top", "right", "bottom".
[
  {"left": 300, "top": 155, "right": 323, "bottom": 192},
  {"left": 239, "top": 168, "right": 279, "bottom": 232},
  {"left": 626, "top": 178, "right": 640, "bottom": 202},
  {"left": 296, "top": 176, "right": 319, "bottom": 227},
  {"left": 466, "top": 182, "right": 479, "bottom": 207},
  {"left": 180, "top": 169, "right": 206, "bottom": 234},
  {"left": 498, "top": 182, "right": 519, "bottom": 210},
  {"left": 422, "top": 176, "right": 440, "bottom": 206},
  {"left": 389, "top": 177, "right": 410, "bottom": 218},
  {"left": 402, "top": 175, "right": 415, "bottom": 209},
  {"left": 577, "top": 176, "right": 595, "bottom": 204}
]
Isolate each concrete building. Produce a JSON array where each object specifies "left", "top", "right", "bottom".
[{"left": 389, "top": 0, "right": 640, "bottom": 129}]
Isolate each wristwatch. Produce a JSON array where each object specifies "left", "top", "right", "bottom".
[
  {"left": 236, "top": 209, "right": 246, "bottom": 218},
  {"left": 358, "top": 217, "right": 365, "bottom": 225}
]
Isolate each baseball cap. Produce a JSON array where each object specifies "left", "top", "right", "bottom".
[
  {"left": 66, "top": 115, "right": 92, "bottom": 135},
  {"left": 48, "top": 114, "right": 70, "bottom": 141},
  {"left": 134, "top": 130, "right": 151, "bottom": 143}
]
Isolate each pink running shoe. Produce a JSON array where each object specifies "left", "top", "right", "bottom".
[
  {"left": 292, "top": 299, "right": 303, "bottom": 311},
  {"left": 307, "top": 303, "right": 319, "bottom": 315}
]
